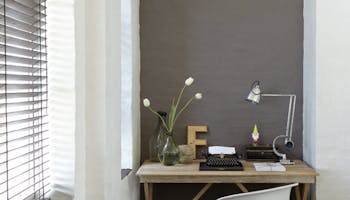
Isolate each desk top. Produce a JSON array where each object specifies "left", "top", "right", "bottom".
[{"left": 136, "top": 160, "right": 319, "bottom": 184}]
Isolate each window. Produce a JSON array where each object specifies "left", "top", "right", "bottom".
[
  {"left": 0, "top": 0, "right": 49, "bottom": 199},
  {"left": 46, "top": 0, "right": 75, "bottom": 198}
]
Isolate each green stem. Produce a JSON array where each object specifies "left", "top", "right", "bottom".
[
  {"left": 173, "top": 96, "right": 195, "bottom": 125},
  {"left": 147, "top": 107, "right": 170, "bottom": 132},
  {"left": 167, "top": 99, "right": 175, "bottom": 132},
  {"left": 175, "top": 85, "right": 186, "bottom": 110},
  {"left": 168, "top": 85, "right": 187, "bottom": 132}
]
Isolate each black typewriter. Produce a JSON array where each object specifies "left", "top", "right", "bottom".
[{"left": 199, "top": 154, "right": 243, "bottom": 171}]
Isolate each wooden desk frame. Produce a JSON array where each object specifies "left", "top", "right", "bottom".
[{"left": 137, "top": 160, "right": 319, "bottom": 200}]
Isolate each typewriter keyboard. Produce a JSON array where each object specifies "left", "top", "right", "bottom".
[
  {"left": 200, "top": 157, "right": 244, "bottom": 171},
  {"left": 207, "top": 157, "right": 241, "bottom": 167}
]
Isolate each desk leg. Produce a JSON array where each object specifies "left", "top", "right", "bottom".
[
  {"left": 302, "top": 183, "right": 310, "bottom": 200},
  {"left": 295, "top": 185, "right": 301, "bottom": 200},
  {"left": 144, "top": 183, "right": 153, "bottom": 200},
  {"left": 193, "top": 183, "right": 213, "bottom": 200},
  {"left": 235, "top": 183, "right": 248, "bottom": 193}
]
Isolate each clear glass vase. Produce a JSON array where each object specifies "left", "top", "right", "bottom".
[
  {"left": 160, "top": 132, "right": 179, "bottom": 166},
  {"left": 148, "top": 111, "right": 167, "bottom": 162}
]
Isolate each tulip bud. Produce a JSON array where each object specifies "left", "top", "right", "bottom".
[
  {"left": 185, "top": 77, "right": 194, "bottom": 86},
  {"left": 195, "top": 93, "right": 202, "bottom": 100},
  {"left": 143, "top": 98, "right": 151, "bottom": 107}
]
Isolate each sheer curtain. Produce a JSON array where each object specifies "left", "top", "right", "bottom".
[
  {"left": 121, "top": 0, "right": 133, "bottom": 170},
  {"left": 73, "top": 0, "right": 122, "bottom": 199},
  {"left": 47, "top": 0, "right": 75, "bottom": 199}
]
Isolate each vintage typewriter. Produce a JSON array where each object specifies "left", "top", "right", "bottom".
[{"left": 199, "top": 153, "right": 244, "bottom": 171}]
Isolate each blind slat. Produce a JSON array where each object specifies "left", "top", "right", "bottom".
[
  {"left": 0, "top": 83, "right": 47, "bottom": 90},
  {"left": 0, "top": 65, "right": 46, "bottom": 74},
  {"left": 0, "top": 44, "right": 46, "bottom": 58},
  {"left": 0, "top": 100, "right": 47, "bottom": 109},
  {"left": 0, "top": 0, "right": 46, "bottom": 18},
  {"left": 0, "top": 74, "right": 47, "bottom": 81},
  {"left": 0, "top": 92, "right": 47, "bottom": 99},
  {"left": 0, "top": 15, "right": 46, "bottom": 34},
  {"left": 15, "top": 0, "right": 47, "bottom": 10},
  {"left": 0, "top": 107, "right": 46, "bottom": 117},
  {"left": 0, "top": 122, "right": 48, "bottom": 136},
  {"left": 0, "top": 116, "right": 47, "bottom": 128},
  {"left": 0, "top": 6, "right": 46, "bottom": 27},
  {"left": 0, "top": 35, "right": 46, "bottom": 50},
  {"left": 0, "top": 54, "right": 47, "bottom": 66},
  {"left": 0, "top": 25, "right": 46, "bottom": 42}
]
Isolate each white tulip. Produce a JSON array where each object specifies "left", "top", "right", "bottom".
[
  {"left": 185, "top": 77, "right": 194, "bottom": 86},
  {"left": 143, "top": 98, "right": 151, "bottom": 107},
  {"left": 195, "top": 93, "right": 202, "bottom": 99}
]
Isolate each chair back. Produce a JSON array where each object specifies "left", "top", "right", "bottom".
[{"left": 217, "top": 183, "right": 298, "bottom": 200}]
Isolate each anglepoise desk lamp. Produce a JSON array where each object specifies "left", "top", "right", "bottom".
[{"left": 246, "top": 80, "right": 296, "bottom": 165}]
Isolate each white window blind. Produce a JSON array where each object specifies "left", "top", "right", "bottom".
[{"left": 0, "top": 0, "right": 49, "bottom": 200}]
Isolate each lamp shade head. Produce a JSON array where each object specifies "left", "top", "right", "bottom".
[{"left": 246, "top": 81, "right": 262, "bottom": 104}]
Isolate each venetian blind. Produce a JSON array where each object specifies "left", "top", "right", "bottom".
[{"left": 0, "top": 0, "right": 49, "bottom": 200}]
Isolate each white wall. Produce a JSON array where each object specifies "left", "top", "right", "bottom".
[
  {"left": 316, "top": 1, "right": 350, "bottom": 199},
  {"left": 304, "top": 0, "right": 350, "bottom": 199},
  {"left": 303, "top": 1, "right": 316, "bottom": 199},
  {"left": 303, "top": 0, "right": 316, "bottom": 169}
]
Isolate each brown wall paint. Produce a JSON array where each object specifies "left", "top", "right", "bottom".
[{"left": 140, "top": 0, "right": 303, "bottom": 199}]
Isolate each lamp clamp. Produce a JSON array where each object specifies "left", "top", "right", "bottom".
[{"left": 272, "top": 135, "right": 295, "bottom": 165}]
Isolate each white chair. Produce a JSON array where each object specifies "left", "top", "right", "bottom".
[{"left": 217, "top": 183, "right": 298, "bottom": 200}]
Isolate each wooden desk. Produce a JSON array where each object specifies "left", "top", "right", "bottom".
[{"left": 136, "top": 160, "right": 319, "bottom": 200}]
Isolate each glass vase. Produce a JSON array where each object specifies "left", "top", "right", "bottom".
[
  {"left": 148, "top": 111, "right": 167, "bottom": 162},
  {"left": 160, "top": 132, "right": 179, "bottom": 166}
]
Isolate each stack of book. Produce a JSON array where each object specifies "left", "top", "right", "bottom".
[{"left": 253, "top": 163, "right": 286, "bottom": 172}]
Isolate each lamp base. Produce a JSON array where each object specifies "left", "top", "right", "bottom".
[{"left": 279, "top": 159, "right": 295, "bottom": 165}]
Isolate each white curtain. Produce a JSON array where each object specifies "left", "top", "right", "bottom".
[
  {"left": 74, "top": 0, "right": 122, "bottom": 199},
  {"left": 47, "top": 0, "right": 139, "bottom": 199},
  {"left": 47, "top": 0, "right": 76, "bottom": 199}
]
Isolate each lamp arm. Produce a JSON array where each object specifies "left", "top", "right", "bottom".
[
  {"left": 288, "top": 95, "right": 296, "bottom": 141},
  {"left": 261, "top": 93, "right": 296, "bottom": 146},
  {"left": 286, "top": 96, "right": 293, "bottom": 142},
  {"left": 261, "top": 94, "right": 296, "bottom": 97}
]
